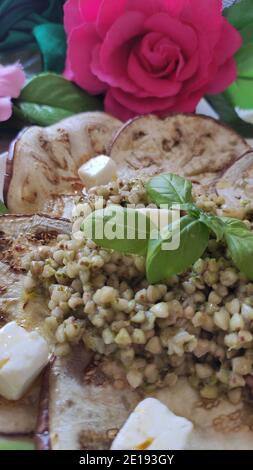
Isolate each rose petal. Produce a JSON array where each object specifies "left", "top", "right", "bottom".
[
  {"left": 68, "top": 24, "right": 107, "bottom": 94},
  {"left": 0, "top": 96, "right": 12, "bottom": 122},
  {"left": 140, "top": 33, "right": 179, "bottom": 71},
  {"left": 181, "top": 0, "right": 222, "bottom": 30},
  {"left": 125, "top": 0, "right": 168, "bottom": 15},
  {"left": 110, "top": 87, "right": 176, "bottom": 113},
  {"left": 145, "top": 13, "right": 198, "bottom": 57},
  {"left": 215, "top": 18, "right": 242, "bottom": 66},
  {"left": 79, "top": 0, "right": 103, "bottom": 23},
  {"left": 181, "top": 0, "right": 222, "bottom": 49},
  {"left": 0, "top": 64, "right": 25, "bottom": 98},
  {"left": 169, "top": 89, "right": 204, "bottom": 113},
  {"left": 176, "top": 52, "right": 199, "bottom": 81},
  {"left": 128, "top": 49, "right": 182, "bottom": 97},
  {"left": 106, "top": 85, "right": 203, "bottom": 121},
  {"left": 206, "top": 57, "right": 237, "bottom": 94},
  {"left": 97, "top": 0, "right": 128, "bottom": 37},
  {"left": 183, "top": 37, "right": 215, "bottom": 94},
  {"left": 64, "top": 0, "right": 83, "bottom": 35},
  {"left": 91, "top": 40, "right": 139, "bottom": 93},
  {"left": 105, "top": 89, "right": 136, "bottom": 121},
  {"left": 97, "top": 12, "right": 145, "bottom": 92}
]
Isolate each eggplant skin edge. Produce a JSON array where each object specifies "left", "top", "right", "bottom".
[{"left": 34, "top": 361, "right": 53, "bottom": 450}]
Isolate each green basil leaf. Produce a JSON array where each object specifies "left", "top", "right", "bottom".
[
  {"left": 206, "top": 93, "right": 253, "bottom": 137},
  {"left": 146, "top": 173, "right": 193, "bottom": 207},
  {"left": 199, "top": 214, "right": 225, "bottom": 241},
  {"left": 221, "top": 216, "right": 249, "bottom": 231},
  {"left": 223, "top": 0, "right": 253, "bottom": 30},
  {"left": 146, "top": 216, "right": 209, "bottom": 284},
  {"left": 0, "top": 201, "right": 8, "bottom": 214},
  {"left": 81, "top": 207, "right": 155, "bottom": 256},
  {"left": 224, "top": 227, "right": 253, "bottom": 280},
  {"left": 180, "top": 203, "right": 201, "bottom": 218},
  {"left": 13, "top": 73, "right": 103, "bottom": 127}
]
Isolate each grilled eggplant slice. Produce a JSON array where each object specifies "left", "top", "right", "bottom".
[
  {"left": 37, "top": 353, "right": 253, "bottom": 450},
  {"left": 36, "top": 347, "right": 140, "bottom": 450},
  {"left": 109, "top": 114, "right": 249, "bottom": 184},
  {"left": 0, "top": 214, "right": 71, "bottom": 436},
  {"left": 0, "top": 214, "right": 70, "bottom": 322},
  {"left": 216, "top": 150, "right": 253, "bottom": 218},
  {"left": 5, "top": 112, "right": 121, "bottom": 216}
]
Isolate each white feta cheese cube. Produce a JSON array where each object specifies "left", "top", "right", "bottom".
[
  {"left": 0, "top": 321, "right": 49, "bottom": 400},
  {"left": 111, "top": 398, "right": 193, "bottom": 450},
  {"left": 78, "top": 155, "right": 117, "bottom": 188}
]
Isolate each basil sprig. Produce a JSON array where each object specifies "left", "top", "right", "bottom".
[
  {"left": 199, "top": 213, "right": 225, "bottom": 242},
  {"left": 81, "top": 173, "right": 253, "bottom": 283},
  {"left": 146, "top": 173, "right": 193, "bottom": 206},
  {"left": 220, "top": 217, "right": 253, "bottom": 280},
  {"left": 146, "top": 216, "right": 209, "bottom": 284},
  {"left": 82, "top": 206, "right": 155, "bottom": 256}
]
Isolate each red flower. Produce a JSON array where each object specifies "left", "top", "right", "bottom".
[{"left": 64, "top": 0, "right": 242, "bottom": 121}]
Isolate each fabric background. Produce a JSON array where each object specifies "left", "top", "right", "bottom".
[{"left": 0, "top": 0, "right": 66, "bottom": 73}]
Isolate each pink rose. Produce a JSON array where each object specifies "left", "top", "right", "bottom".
[
  {"left": 0, "top": 63, "right": 25, "bottom": 122},
  {"left": 64, "top": 0, "right": 242, "bottom": 121}
]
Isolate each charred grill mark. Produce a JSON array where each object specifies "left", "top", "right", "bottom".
[
  {"left": 132, "top": 131, "right": 146, "bottom": 140},
  {"left": 27, "top": 230, "right": 58, "bottom": 244},
  {"left": 1, "top": 251, "right": 25, "bottom": 273},
  {"left": 83, "top": 362, "right": 108, "bottom": 386},
  {"left": 126, "top": 158, "right": 141, "bottom": 170},
  {"left": 213, "top": 410, "right": 246, "bottom": 433},
  {"left": 0, "top": 232, "right": 11, "bottom": 255},
  {"left": 22, "top": 176, "right": 38, "bottom": 204},
  {"left": 196, "top": 398, "right": 220, "bottom": 410},
  {"left": 78, "top": 429, "right": 118, "bottom": 450},
  {"left": 175, "top": 126, "right": 183, "bottom": 138},
  {"left": 39, "top": 131, "right": 70, "bottom": 171},
  {"left": 31, "top": 153, "right": 59, "bottom": 185},
  {"left": 87, "top": 124, "right": 108, "bottom": 154},
  {"left": 57, "top": 128, "right": 71, "bottom": 144}
]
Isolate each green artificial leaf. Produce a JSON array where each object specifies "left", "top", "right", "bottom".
[
  {"left": 224, "top": 70, "right": 253, "bottom": 109},
  {"left": 235, "top": 24, "right": 253, "bottom": 74},
  {"left": 81, "top": 206, "right": 155, "bottom": 256},
  {"left": 13, "top": 73, "right": 103, "bottom": 127},
  {"left": 17, "top": 102, "right": 73, "bottom": 127},
  {"left": 199, "top": 213, "right": 225, "bottom": 241},
  {"left": 224, "top": 224, "right": 253, "bottom": 280},
  {"left": 0, "top": 201, "right": 8, "bottom": 214},
  {"left": 223, "top": 3, "right": 253, "bottom": 109},
  {"left": 0, "top": 439, "right": 34, "bottom": 450},
  {"left": 206, "top": 94, "right": 253, "bottom": 137},
  {"left": 223, "top": 0, "right": 253, "bottom": 30},
  {"left": 146, "top": 173, "right": 193, "bottom": 207},
  {"left": 146, "top": 216, "right": 209, "bottom": 284}
]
